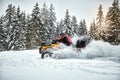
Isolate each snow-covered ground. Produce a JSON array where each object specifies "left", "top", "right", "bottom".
[{"left": 0, "top": 38, "right": 120, "bottom": 80}]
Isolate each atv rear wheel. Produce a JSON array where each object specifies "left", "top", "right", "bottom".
[{"left": 41, "top": 52, "right": 53, "bottom": 59}]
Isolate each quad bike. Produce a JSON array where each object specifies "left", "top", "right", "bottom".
[
  {"left": 39, "top": 40, "right": 59, "bottom": 59},
  {"left": 39, "top": 38, "right": 88, "bottom": 59}
]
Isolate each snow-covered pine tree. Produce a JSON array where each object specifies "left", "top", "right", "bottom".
[
  {"left": 96, "top": 4, "right": 104, "bottom": 40},
  {"left": 12, "top": 6, "right": 21, "bottom": 50},
  {"left": 40, "top": 3, "right": 50, "bottom": 42},
  {"left": 3, "top": 4, "right": 18, "bottom": 50},
  {"left": 63, "top": 9, "right": 73, "bottom": 37},
  {"left": 56, "top": 22, "right": 60, "bottom": 36},
  {"left": 18, "top": 12, "right": 27, "bottom": 50},
  {"left": 10, "top": 6, "right": 25, "bottom": 50},
  {"left": 82, "top": 19, "right": 87, "bottom": 35},
  {"left": 78, "top": 20, "right": 84, "bottom": 36},
  {"left": 56, "top": 19, "right": 64, "bottom": 36},
  {"left": 105, "top": 0, "right": 120, "bottom": 45},
  {"left": 78, "top": 19, "right": 87, "bottom": 36},
  {"left": 30, "top": 3, "right": 42, "bottom": 48},
  {"left": 71, "top": 16, "right": 78, "bottom": 35},
  {"left": 89, "top": 19, "right": 98, "bottom": 40},
  {"left": 25, "top": 14, "right": 31, "bottom": 49},
  {"left": 0, "top": 16, "right": 4, "bottom": 51},
  {"left": 48, "top": 4, "right": 57, "bottom": 40},
  {"left": 13, "top": 6, "right": 27, "bottom": 50}
]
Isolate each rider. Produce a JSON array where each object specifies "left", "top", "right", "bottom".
[{"left": 56, "top": 33, "right": 72, "bottom": 46}]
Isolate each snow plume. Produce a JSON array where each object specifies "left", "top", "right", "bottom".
[
  {"left": 80, "top": 40, "right": 120, "bottom": 59},
  {"left": 52, "top": 35, "right": 120, "bottom": 60}
]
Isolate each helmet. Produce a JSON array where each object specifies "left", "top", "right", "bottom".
[{"left": 60, "top": 33, "right": 65, "bottom": 37}]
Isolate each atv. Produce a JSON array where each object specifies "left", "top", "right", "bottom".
[
  {"left": 39, "top": 40, "right": 59, "bottom": 59},
  {"left": 39, "top": 36, "right": 90, "bottom": 59}
]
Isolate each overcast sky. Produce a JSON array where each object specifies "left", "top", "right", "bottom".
[{"left": 0, "top": 0, "right": 116, "bottom": 27}]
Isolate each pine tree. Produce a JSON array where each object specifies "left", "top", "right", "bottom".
[
  {"left": 56, "top": 22, "right": 60, "bottom": 36},
  {"left": 48, "top": 4, "right": 57, "bottom": 40},
  {"left": 56, "top": 19, "right": 64, "bottom": 36},
  {"left": 89, "top": 19, "right": 98, "bottom": 39},
  {"left": 30, "top": 3, "right": 42, "bottom": 48},
  {"left": 25, "top": 14, "right": 31, "bottom": 49},
  {"left": 12, "top": 6, "right": 27, "bottom": 50},
  {"left": 96, "top": 5, "right": 104, "bottom": 28},
  {"left": 0, "top": 16, "right": 4, "bottom": 51},
  {"left": 3, "top": 4, "right": 17, "bottom": 50},
  {"left": 82, "top": 19, "right": 87, "bottom": 35},
  {"left": 105, "top": 0, "right": 120, "bottom": 45},
  {"left": 18, "top": 12, "right": 27, "bottom": 50},
  {"left": 40, "top": 3, "right": 49, "bottom": 42},
  {"left": 96, "top": 4, "right": 104, "bottom": 40},
  {"left": 79, "top": 20, "right": 84, "bottom": 36},
  {"left": 63, "top": 9, "right": 72, "bottom": 37},
  {"left": 71, "top": 16, "right": 78, "bottom": 34},
  {"left": 78, "top": 19, "right": 87, "bottom": 36},
  {"left": 12, "top": 6, "right": 21, "bottom": 50}
]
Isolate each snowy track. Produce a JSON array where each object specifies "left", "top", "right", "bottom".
[{"left": 0, "top": 49, "right": 120, "bottom": 80}]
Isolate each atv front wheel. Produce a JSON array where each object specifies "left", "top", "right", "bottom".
[{"left": 41, "top": 52, "right": 53, "bottom": 59}]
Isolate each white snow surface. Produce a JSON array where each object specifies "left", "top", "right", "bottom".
[{"left": 0, "top": 36, "right": 120, "bottom": 80}]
